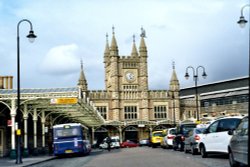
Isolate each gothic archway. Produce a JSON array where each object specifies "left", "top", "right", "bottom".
[
  {"left": 94, "top": 126, "right": 108, "bottom": 147},
  {"left": 123, "top": 126, "right": 138, "bottom": 143}
]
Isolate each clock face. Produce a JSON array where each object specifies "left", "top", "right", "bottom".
[{"left": 126, "top": 72, "right": 135, "bottom": 81}]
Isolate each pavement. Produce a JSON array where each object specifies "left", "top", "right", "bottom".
[
  {"left": 0, "top": 155, "right": 56, "bottom": 167},
  {"left": 0, "top": 149, "right": 103, "bottom": 167}
]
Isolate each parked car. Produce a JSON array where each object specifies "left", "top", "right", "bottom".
[
  {"left": 120, "top": 140, "right": 139, "bottom": 148},
  {"left": 199, "top": 116, "right": 242, "bottom": 158},
  {"left": 228, "top": 115, "right": 248, "bottom": 167},
  {"left": 184, "top": 127, "right": 206, "bottom": 155},
  {"left": 173, "top": 122, "right": 197, "bottom": 151},
  {"left": 139, "top": 138, "right": 150, "bottom": 146},
  {"left": 99, "top": 136, "right": 120, "bottom": 149},
  {"left": 161, "top": 128, "right": 176, "bottom": 149},
  {"left": 110, "top": 136, "right": 120, "bottom": 149},
  {"left": 150, "top": 130, "right": 163, "bottom": 148}
]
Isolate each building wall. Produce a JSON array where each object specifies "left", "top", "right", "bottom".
[{"left": 0, "top": 76, "right": 13, "bottom": 89}]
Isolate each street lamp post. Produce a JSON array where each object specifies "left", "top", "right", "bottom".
[
  {"left": 237, "top": 4, "right": 250, "bottom": 77},
  {"left": 237, "top": 4, "right": 250, "bottom": 28},
  {"left": 184, "top": 66, "right": 207, "bottom": 122},
  {"left": 172, "top": 91, "right": 176, "bottom": 127},
  {"left": 237, "top": 5, "right": 249, "bottom": 167},
  {"left": 16, "top": 19, "right": 37, "bottom": 164}
]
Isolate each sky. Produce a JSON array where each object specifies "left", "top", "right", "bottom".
[{"left": 0, "top": 0, "right": 249, "bottom": 90}]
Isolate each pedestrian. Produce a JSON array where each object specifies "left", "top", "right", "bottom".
[{"left": 106, "top": 136, "right": 111, "bottom": 151}]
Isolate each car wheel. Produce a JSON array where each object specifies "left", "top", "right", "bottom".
[
  {"left": 173, "top": 144, "right": 177, "bottom": 151},
  {"left": 180, "top": 143, "right": 184, "bottom": 152},
  {"left": 229, "top": 150, "right": 238, "bottom": 167},
  {"left": 184, "top": 146, "right": 189, "bottom": 153},
  {"left": 200, "top": 145, "right": 207, "bottom": 158},
  {"left": 191, "top": 147, "right": 197, "bottom": 155}
]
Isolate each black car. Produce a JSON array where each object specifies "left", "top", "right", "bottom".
[{"left": 173, "top": 122, "right": 197, "bottom": 151}]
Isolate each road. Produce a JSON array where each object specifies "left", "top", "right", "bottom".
[{"left": 29, "top": 147, "right": 229, "bottom": 167}]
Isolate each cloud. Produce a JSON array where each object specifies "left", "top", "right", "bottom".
[
  {"left": 40, "top": 44, "right": 80, "bottom": 75},
  {"left": 1, "top": 0, "right": 249, "bottom": 89}
]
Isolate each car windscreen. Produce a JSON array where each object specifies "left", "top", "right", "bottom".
[
  {"left": 182, "top": 124, "right": 197, "bottom": 135},
  {"left": 54, "top": 127, "right": 80, "bottom": 138},
  {"left": 195, "top": 128, "right": 206, "bottom": 134},
  {"left": 169, "top": 129, "right": 176, "bottom": 135},
  {"left": 111, "top": 139, "right": 119, "bottom": 142},
  {"left": 153, "top": 132, "right": 162, "bottom": 137}
]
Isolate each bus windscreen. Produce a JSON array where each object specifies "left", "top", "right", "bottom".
[{"left": 54, "top": 127, "right": 80, "bottom": 138}]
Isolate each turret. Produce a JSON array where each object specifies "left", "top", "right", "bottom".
[
  {"left": 139, "top": 27, "right": 147, "bottom": 57},
  {"left": 110, "top": 26, "right": 119, "bottom": 56},
  {"left": 139, "top": 27, "right": 148, "bottom": 91},
  {"left": 169, "top": 61, "right": 180, "bottom": 92},
  {"left": 78, "top": 60, "right": 88, "bottom": 91},
  {"left": 104, "top": 33, "right": 110, "bottom": 61},
  {"left": 131, "top": 35, "right": 138, "bottom": 56}
]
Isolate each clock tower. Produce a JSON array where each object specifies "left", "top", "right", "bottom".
[
  {"left": 105, "top": 30, "right": 148, "bottom": 91},
  {"left": 103, "top": 27, "right": 149, "bottom": 121}
]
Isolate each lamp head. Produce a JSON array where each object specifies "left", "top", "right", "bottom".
[
  {"left": 184, "top": 72, "right": 189, "bottom": 80},
  {"left": 237, "top": 16, "right": 248, "bottom": 28},
  {"left": 26, "top": 30, "right": 37, "bottom": 43},
  {"left": 202, "top": 71, "right": 207, "bottom": 79}
]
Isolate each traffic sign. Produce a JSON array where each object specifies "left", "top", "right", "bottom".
[{"left": 50, "top": 98, "right": 78, "bottom": 104}]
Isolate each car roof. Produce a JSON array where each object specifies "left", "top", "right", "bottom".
[{"left": 213, "top": 115, "right": 243, "bottom": 121}]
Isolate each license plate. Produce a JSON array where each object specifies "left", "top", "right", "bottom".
[{"left": 65, "top": 150, "right": 73, "bottom": 153}]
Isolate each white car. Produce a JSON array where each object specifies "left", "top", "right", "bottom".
[
  {"left": 199, "top": 116, "right": 242, "bottom": 158},
  {"left": 161, "top": 128, "right": 176, "bottom": 149},
  {"left": 99, "top": 136, "right": 120, "bottom": 149}
]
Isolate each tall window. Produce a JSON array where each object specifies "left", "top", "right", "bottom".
[
  {"left": 124, "top": 106, "right": 137, "bottom": 120},
  {"left": 96, "top": 106, "right": 107, "bottom": 120},
  {"left": 154, "top": 105, "right": 167, "bottom": 119}
]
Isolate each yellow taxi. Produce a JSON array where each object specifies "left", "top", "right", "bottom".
[{"left": 150, "top": 130, "right": 163, "bottom": 148}]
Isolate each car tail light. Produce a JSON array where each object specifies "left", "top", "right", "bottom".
[
  {"left": 194, "top": 135, "right": 200, "bottom": 141},
  {"left": 181, "top": 136, "right": 185, "bottom": 141},
  {"left": 167, "top": 136, "right": 174, "bottom": 139}
]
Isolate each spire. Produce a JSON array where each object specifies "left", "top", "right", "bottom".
[
  {"left": 131, "top": 34, "right": 138, "bottom": 56},
  {"left": 139, "top": 26, "right": 147, "bottom": 53},
  {"left": 78, "top": 59, "right": 88, "bottom": 91},
  {"left": 110, "top": 26, "right": 118, "bottom": 52},
  {"left": 170, "top": 61, "right": 179, "bottom": 91},
  {"left": 104, "top": 33, "right": 110, "bottom": 55}
]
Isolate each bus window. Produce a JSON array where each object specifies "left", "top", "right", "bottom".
[{"left": 54, "top": 127, "right": 80, "bottom": 138}]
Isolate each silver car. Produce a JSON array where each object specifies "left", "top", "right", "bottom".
[
  {"left": 184, "top": 127, "right": 206, "bottom": 155},
  {"left": 228, "top": 115, "right": 248, "bottom": 167}
]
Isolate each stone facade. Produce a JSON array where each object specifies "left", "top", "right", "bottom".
[
  {"left": 79, "top": 29, "right": 181, "bottom": 142},
  {"left": 0, "top": 76, "right": 13, "bottom": 89}
]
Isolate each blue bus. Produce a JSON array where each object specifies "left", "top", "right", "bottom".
[{"left": 53, "top": 123, "right": 90, "bottom": 156}]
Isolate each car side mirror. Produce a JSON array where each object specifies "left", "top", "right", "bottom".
[{"left": 228, "top": 129, "right": 234, "bottom": 135}]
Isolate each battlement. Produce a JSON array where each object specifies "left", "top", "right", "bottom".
[
  {"left": 89, "top": 90, "right": 110, "bottom": 99},
  {"left": 149, "top": 90, "right": 168, "bottom": 99}
]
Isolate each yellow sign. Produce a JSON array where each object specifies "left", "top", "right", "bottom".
[
  {"left": 16, "top": 129, "right": 21, "bottom": 136},
  {"left": 50, "top": 98, "right": 78, "bottom": 104},
  {"left": 196, "top": 120, "right": 201, "bottom": 124}
]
